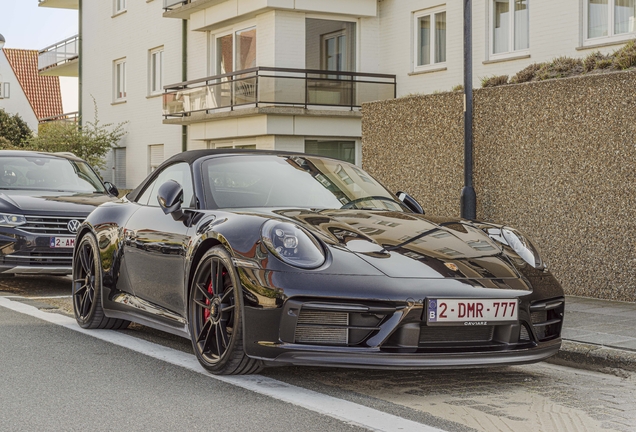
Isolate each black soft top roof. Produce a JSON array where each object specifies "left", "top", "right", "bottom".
[
  {"left": 161, "top": 149, "right": 307, "bottom": 165},
  {"left": 128, "top": 149, "right": 314, "bottom": 202}
]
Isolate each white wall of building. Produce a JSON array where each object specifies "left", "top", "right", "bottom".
[
  {"left": 82, "top": 0, "right": 182, "bottom": 189},
  {"left": 0, "top": 50, "right": 39, "bottom": 132},
  {"left": 379, "top": 0, "right": 633, "bottom": 96}
]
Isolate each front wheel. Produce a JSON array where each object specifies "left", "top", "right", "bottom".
[
  {"left": 188, "top": 246, "right": 263, "bottom": 375},
  {"left": 72, "top": 233, "right": 129, "bottom": 330}
]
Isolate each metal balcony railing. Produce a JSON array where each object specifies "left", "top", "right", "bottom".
[
  {"left": 163, "top": 0, "right": 190, "bottom": 11},
  {"left": 39, "top": 112, "right": 79, "bottom": 124},
  {"left": 163, "top": 67, "right": 397, "bottom": 119},
  {"left": 38, "top": 35, "right": 79, "bottom": 72}
]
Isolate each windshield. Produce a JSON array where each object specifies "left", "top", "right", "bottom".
[
  {"left": 202, "top": 155, "right": 407, "bottom": 211},
  {"left": 0, "top": 156, "right": 106, "bottom": 193}
]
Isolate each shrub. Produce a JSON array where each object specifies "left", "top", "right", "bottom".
[
  {"left": 481, "top": 75, "right": 509, "bottom": 88},
  {"left": 0, "top": 109, "right": 33, "bottom": 148},
  {"left": 613, "top": 40, "right": 636, "bottom": 70},
  {"left": 583, "top": 51, "right": 611, "bottom": 72},
  {"left": 536, "top": 56, "right": 583, "bottom": 81},
  {"left": 451, "top": 84, "right": 464, "bottom": 92},
  {"left": 510, "top": 63, "right": 543, "bottom": 84}
]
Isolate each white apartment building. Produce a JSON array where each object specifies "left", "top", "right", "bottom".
[{"left": 38, "top": 0, "right": 635, "bottom": 188}]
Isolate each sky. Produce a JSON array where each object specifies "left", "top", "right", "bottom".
[{"left": 0, "top": 0, "right": 79, "bottom": 112}]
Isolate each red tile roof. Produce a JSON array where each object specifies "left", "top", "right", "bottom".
[{"left": 3, "top": 48, "right": 64, "bottom": 120}]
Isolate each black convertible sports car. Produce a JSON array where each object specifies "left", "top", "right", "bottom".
[{"left": 73, "top": 150, "right": 564, "bottom": 375}]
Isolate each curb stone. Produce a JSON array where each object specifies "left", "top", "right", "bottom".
[{"left": 547, "top": 340, "right": 636, "bottom": 376}]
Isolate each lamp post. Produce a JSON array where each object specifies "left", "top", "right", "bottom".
[{"left": 461, "top": 0, "right": 477, "bottom": 220}]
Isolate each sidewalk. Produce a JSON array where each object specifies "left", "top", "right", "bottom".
[{"left": 550, "top": 296, "right": 636, "bottom": 374}]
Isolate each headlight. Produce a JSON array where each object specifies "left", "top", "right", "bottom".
[
  {"left": 487, "top": 227, "right": 544, "bottom": 269},
  {"left": 0, "top": 213, "right": 26, "bottom": 227},
  {"left": 261, "top": 220, "right": 325, "bottom": 269}
]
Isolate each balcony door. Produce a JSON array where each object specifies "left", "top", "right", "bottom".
[
  {"left": 322, "top": 30, "right": 349, "bottom": 72},
  {"left": 214, "top": 27, "right": 257, "bottom": 108}
]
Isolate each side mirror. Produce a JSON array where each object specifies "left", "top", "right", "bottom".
[
  {"left": 103, "top": 181, "right": 119, "bottom": 197},
  {"left": 157, "top": 180, "right": 185, "bottom": 221},
  {"left": 396, "top": 191, "right": 424, "bottom": 215}
]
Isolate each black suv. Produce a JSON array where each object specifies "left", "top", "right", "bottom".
[{"left": 0, "top": 151, "right": 118, "bottom": 276}]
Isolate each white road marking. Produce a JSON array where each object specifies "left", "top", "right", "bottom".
[
  {"left": 5, "top": 295, "right": 72, "bottom": 300},
  {"left": 0, "top": 296, "right": 444, "bottom": 432}
]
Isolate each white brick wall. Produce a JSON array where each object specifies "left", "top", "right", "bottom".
[
  {"left": 380, "top": 0, "right": 634, "bottom": 96},
  {"left": 82, "top": 0, "right": 182, "bottom": 189}
]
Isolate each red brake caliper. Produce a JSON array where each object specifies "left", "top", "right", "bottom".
[{"left": 204, "top": 279, "right": 214, "bottom": 321}]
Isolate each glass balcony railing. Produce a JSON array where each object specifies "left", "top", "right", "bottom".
[
  {"left": 39, "top": 112, "right": 79, "bottom": 124},
  {"left": 38, "top": 35, "right": 79, "bottom": 72},
  {"left": 163, "top": 67, "right": 396, "bottom": 118}
]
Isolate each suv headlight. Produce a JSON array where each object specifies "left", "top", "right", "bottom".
[
  {"left": 0, "top": 213, "right": 26, "bottom": 227},
  {"left": 487, "top": 227, "right": 544, "bottom": 269},
  {"left": 261, "top": 220, "right": 325, "bottom": 269}
]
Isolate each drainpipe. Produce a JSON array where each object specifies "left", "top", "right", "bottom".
[
  {"left": 78, "top": 0, "right": 83, "bottom": 126},
  {"left": 461, "top": 0, "right": 477, "bottom": 220},
  {"left": 181, "top": 19, "right": 188, "bottom": 153}
]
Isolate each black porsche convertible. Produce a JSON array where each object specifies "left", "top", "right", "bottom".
[{"left": 73, "top": 150, "right": 564, "bottom": 375}]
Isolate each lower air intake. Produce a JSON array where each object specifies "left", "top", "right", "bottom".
[
  {"left": 294, "top": 310, "right": 349, "bottom": 345},
  {"left": 419, "top": 325, "right": 494, "bottom": 344}
]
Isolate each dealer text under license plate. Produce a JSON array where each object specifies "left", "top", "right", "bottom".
[{"left": 427, "top": 298, "right": 518, "bottom": 324}]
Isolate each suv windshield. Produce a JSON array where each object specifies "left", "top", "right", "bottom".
[
  {"left": 202, "top": 155, "right": 407, "bottom": 211},
  {"left": 0, "top": 156, "right": 106, "bottom": 193}
]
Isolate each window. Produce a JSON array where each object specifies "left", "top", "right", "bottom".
[
  {"left": 491, "top": 0, "right": 529, "bottom": 57},
  {"left": 149, "top": 48, "right": 164, "bottom": 95},
  {"left": 114, "top": 0, "right": 126, "bottom": 14},
  {"left": 113, "top": 148, "right": 126, "bottom": 189},
  {"left": 305, "top": 140, "right": 356, "bottom": 165},
  {"left": 0, "top": 82, "right": 9, "bottom": 99},
  {"left": 586, "top": 0, "right": 635, "bottom": 42},
  {"left": 114, "top": 59, "right": 127, "bottom": 101},
  {"left": 148, "top": 144, "right": 164, "bottom": 173},
  {"left": 215, "top": 27, "right": 257, "bottom": 75},
  {"left": 137, "top": 162, "right": 194, "bottom": 208},
  {"left": 414, "top": 7, "right": 447, "bottom": 71}
]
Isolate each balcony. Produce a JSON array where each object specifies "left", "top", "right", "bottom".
[
  {"left": 38, "top": 0, "right": 79, "bottom": 9},
  {"left": 163, "top": 67, "right": 396, "bottom": 121},
  {"left": 38, "top": 35, "right": 79, "bottom": 77},
  {"left": 39, "top": 112, "right": 79, "bottom": 125}
]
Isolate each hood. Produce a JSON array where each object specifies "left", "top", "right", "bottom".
[
  {"left": 0, "top": 190, "right": 115, "bottom": 215},
  {"left": 267, "top": 208, "right": 520, "bottom": 280}
]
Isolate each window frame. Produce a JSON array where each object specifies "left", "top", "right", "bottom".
[
  {"left": 113, "top": 58, "right": 127, "bottom": 102},
  {"left": 149, "top": 47, "right": 164, "bottom": 96},
  {"left": 489, "top": 0, "right": 530, "bottom": 61},
  {"left": 211, "top": 24, "right": 257, "bottom": 76},
  {"left": 413, "top": 5, "right": 448, "bottom": 73},
  {"left": 136, "top": 162, "right": 196, "bottom": 209},
  {"left": 583, "top": 0, "right": 636, "bottom": 46},
  {"left": 114, "top": 0, "right": 127, "bottom": 15}
]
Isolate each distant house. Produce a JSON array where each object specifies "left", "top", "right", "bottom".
[{"left": 0, "top": 48, "right": 63, "bottom": 131}]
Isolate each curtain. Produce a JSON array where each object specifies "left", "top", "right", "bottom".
[
  {"left": 435, "top": 12, "right": 447, "bottom": 63},
  {"left": 419, "top": 16, "right": 431, "bottom": 65},
  {"left": 494, "top": 0, "right": 510, "bottom": 54},
  {"left": 589, "top": 0, "right": 609, "bottom": 38},
  {"left": 514, "top": 0, "right": 529, "bottom": 50},
  {"left": 615, "top": 0, "right": 636, "bottom": 34}
]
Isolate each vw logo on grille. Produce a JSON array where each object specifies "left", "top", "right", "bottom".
[{"left": 67, "top": 220, "right": 81, "bottom": 234}]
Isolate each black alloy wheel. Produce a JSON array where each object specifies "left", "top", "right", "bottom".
[
  {"left": 189, "top": 246, "right": 262, "bottom": 375},
  {"left": 72, "top": 234, "right": 129, "bottom": 330}
]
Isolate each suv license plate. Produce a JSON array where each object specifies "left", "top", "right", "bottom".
[{"left": 50, "top": 237, "right": 75, "bottom": 248}]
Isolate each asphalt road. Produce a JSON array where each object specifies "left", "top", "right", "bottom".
[{"left": 1, "top": 276, "right": 635, "bottom": 432}]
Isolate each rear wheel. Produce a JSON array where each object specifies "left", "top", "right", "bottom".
[
  {"left": 72, "top": 234, "right": 129, "bottom": 330},
  {"left": 188, "top": 246, "right": 263, "bottom": 375}
]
